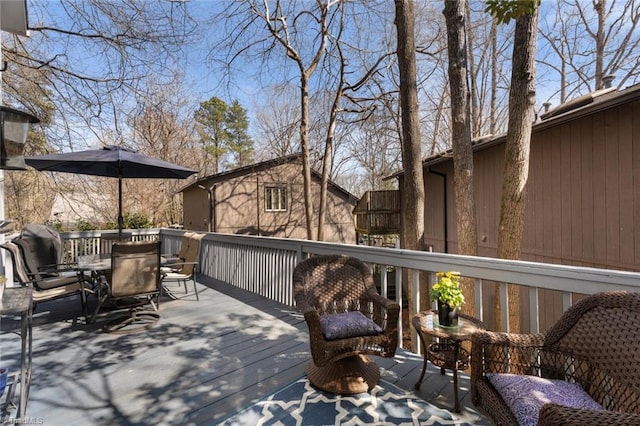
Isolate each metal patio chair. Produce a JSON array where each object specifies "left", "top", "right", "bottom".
[
  {"left": 1, "top": 240, "right": 88, "bottom": 317},
  {"left": 99, "top": 231, "right": 133, "bottom": 257},
  {"left": 92, "top": 240, "right": 162, "bottom": 334},
  {"left": 160, "top": 233, "right": 204, "bottom": 300}
]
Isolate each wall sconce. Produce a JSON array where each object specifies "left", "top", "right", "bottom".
[{"left": 0, "top": 105, "right": 39, "bottom": 170}]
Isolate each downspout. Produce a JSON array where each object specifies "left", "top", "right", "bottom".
[
  {"left": 256, "top": 175, "right": 261, "bottom": 236},
  {"left": 211, "top": 184, "right": 217, "bottom": 233},
  {"left": 427, "top": 168, "right": 448, "bottom": 253}
]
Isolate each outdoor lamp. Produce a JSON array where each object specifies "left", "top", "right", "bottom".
[{"left": 0, "top": 105, "right": 39, "bottom": 170}]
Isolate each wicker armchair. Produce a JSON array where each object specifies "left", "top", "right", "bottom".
[
  {"left": 293, "top": 255, "right": 400, "bottom": 394},
  {"left": 471, "top": 291, "right": 640, "bottom": 425}
]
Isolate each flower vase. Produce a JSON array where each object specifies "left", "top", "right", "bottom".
[{"left": 437, "top": 300, "right": 459, "bottom": 327}]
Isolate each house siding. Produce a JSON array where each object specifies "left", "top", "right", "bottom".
[
  {"left": 182, "top": 161, "right": 356, "bottom": 244},
  {"left": 421, "top": 97, "right": 640, "bottom": 332}
]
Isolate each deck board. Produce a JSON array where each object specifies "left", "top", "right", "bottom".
[{"left": 0, "top": 277, "right": 488, "bottom": 425}]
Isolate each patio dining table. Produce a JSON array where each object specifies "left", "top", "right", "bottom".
[
  {"left": 77, "top": 254, "right": 174, "bottom": 271},
  {"left": 77, "top": 255, "right": 111, "bottom": 271},
  {"left": 76, "top": 255, "right": 111, "bottom": 290},
  {"left": 76, "top": 255, "right": 113, "bottom": 323},
  {"left": 77, "top": 254, "right": 175, "bottom": 274}
]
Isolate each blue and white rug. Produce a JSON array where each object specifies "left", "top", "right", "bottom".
[{"left": 219, "top": 377, "right": 469, "bottom": 425}]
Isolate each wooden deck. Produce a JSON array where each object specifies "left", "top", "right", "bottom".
[{"left": 0, "top": 277, "right": 489, "bottom": 425}]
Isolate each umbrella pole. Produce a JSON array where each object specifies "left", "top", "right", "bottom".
[{"left": 118, "top": 176, "right": 123, "bottom": 240}]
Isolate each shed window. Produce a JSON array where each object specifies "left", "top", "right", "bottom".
[{"left": 265, "top": 186, "right": 287, "bottom": 212}]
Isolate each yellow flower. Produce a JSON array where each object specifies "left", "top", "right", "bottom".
[{"left": 430, "top": 271, "right": 465, "bottom": 309}]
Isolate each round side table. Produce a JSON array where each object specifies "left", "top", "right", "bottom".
[{"left": 412, "top": 311, "right": 485, "bottom": 412}]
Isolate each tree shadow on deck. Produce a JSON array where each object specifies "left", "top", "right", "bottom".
[{"left": 2, "top": 285, "right": 309, "bottom": 425}]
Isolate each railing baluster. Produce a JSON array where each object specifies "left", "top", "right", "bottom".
[
  {"left": 474, "top": 277, "right": 483, "bottom": 322},
  {"left": 529, "top": 287, "right": 539, "bottom": 334},
  {"left": 381, "top": 264, "right": 388, "bottom": 299},
  {"left": 57, "top": 228, "right": 640, "bottom": 339},
  {"left": 562, "top": 291, "right": 572, "bottom": 312},
  {"left": 500, "top": 282, "right": 509, "bottom": 332},
  {"left": 412, "top": 272, "right": 420, "bottom": 352},
  {"left": 396, "top": 266, "right": 403, "bottom": 350}
]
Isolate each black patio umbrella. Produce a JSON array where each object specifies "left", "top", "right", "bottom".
[{"left": 25, "top": 145, "right": 197, "bottom": 238}]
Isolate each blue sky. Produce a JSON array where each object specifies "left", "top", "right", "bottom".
[{"left": 21, "top": 0, "right": 640, "bottom": 148}]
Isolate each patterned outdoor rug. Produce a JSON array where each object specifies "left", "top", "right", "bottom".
[{"left": 218, "top": 377, "right": 469, "bottom": 425}]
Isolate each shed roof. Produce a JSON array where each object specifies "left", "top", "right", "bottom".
[
  {"left": 180, "top": 153, "right": 358, "bottom": 205},
  {"left": 387, "top": 83, "right": 640, "bottom": 179}
]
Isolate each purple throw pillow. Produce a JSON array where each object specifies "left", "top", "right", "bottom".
[{"left": 319, "top": 311, "right": 383, "bottom": 340}]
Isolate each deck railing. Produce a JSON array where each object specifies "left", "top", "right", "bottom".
[
  {"left": 60, "top": 228, "right": 640, "bottom": 346},
  {"left": 59, "top": 229, "right": 160, "bottom": 261}
]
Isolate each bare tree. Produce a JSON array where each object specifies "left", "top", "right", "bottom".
[
  {"left": 3, "top": 0, "right": 198, "bottom": 228},
  {"left": 344, "top": 108, "right": 402, "bottom": 193},
  {"left": 210, "top": 1, "right": 403, "bottom": 241},
  {"left": 538, "top": 0, "right": 640, "bottom": 103},
  {"left": 488, "top": 0, "right": 540, "bottom": 332},
  {"left": 443, "top": 0, "right": 478, "bottom": 315},
  {"left": 5, "top": 170, "right": 56, "bottom": 228},
  {"left": 245, "top": 0, "right": 335, "bottom": 240},
  {"left": 4, "top": 0, "right": 197, "bottom": 148},
  {"left": 489, "top": 18, "right": 500, "bottom": 134},
  {"left": 314, "top": 2, "right": 399, "bottom": 240},
  {"left": 129, "top": 79, "right": 200, "bottom": 227},
  {"left": 411, "top": 1, "right": 513, "bottom": 154},
  {"left": 465, "top": 1, "right": 513, "bottom": 138},
  {"left": 395, "top": 0, "right": 425, "bottom": 349},
  {"left": 395, "top": 0, "right": 425, "bottom": 252},
  {"left": 466, "top": 3, "right": 480, "bottom": 138},
  {"left": 253, "top": 84, "right": 301, "bottom": 160}
]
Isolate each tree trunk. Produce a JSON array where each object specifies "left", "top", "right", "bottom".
[
  {"left": 490, "top": 19, "right": 498, "bottom": 135},
  {"left": 595, "top": 0, "right": 605, "bottom": 89},
  {"left": 395, "top": 0, "right": 425, "bottom": 349},
  {"left": 318, "top": 14, "right": 347, "bottom": 241},
  {"left": 254, "top": 1, "right": 330, "bottom": 241},
  {"left": 395, "top": 0, "right": 425, "bottom": 253},
  {"left": 465, "top": 3, "right": 479, "bottom": 138},
  {"left": 496, "top": 6, "right": 539, "bottom": 332},
  {"left": 299, "top": 76, "right": 315, "bottom": 240},
  {"left": 317, "top": 103, "right": 338, "bottom": 241},
  {"left": 443, "top": 0, "right": 477, "bottom": 316}
]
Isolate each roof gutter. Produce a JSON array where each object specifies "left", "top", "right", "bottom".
[{"left": 388, "top": 84, "right": 640, "bottom": 177}]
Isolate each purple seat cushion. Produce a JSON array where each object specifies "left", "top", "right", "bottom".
[
  {"left": 319, "top": 311, "right": 383, "bottom": 340},
  {"left": 487, "top": 373, "right": 604, "bottom": 426}
]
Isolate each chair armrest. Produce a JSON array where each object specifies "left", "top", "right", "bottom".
[
  {"left": 303, "top": 310, "right": 323, "bottom": 338},
  {"left": 161, "top": 254, "right": 183, "bottom": 265},
  {"left": 366, "top": 293, "right": 400, "bottom": 333},
  {"left": 294, "top": 299, "right": 324, "bottom": 347},
  {"left": 367, "top": 292, "right": 399, "bottom": 309},
  {"left": 538, "top": 403, "right": 640, "bottom": 425},
  {"left": 161, "top": 261, "right": 198, "bottom": 274},
  {"left": 26, "top": 270, "right": 54, "bottom": 281},
  {"left": 471, "top": 330, "right": 546, "bottom": 383},
  {"left": 162, "top": 261, "right": 198, "bottom": 268},
  {"left": 471, "top": 330, "right": 545, "bottom": 347},
  {"left": 38, "top": 262, "right": 78, "bottom": 272},
  {"left": 302, "top": 310, "right": 332, "bottom": 366}
]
